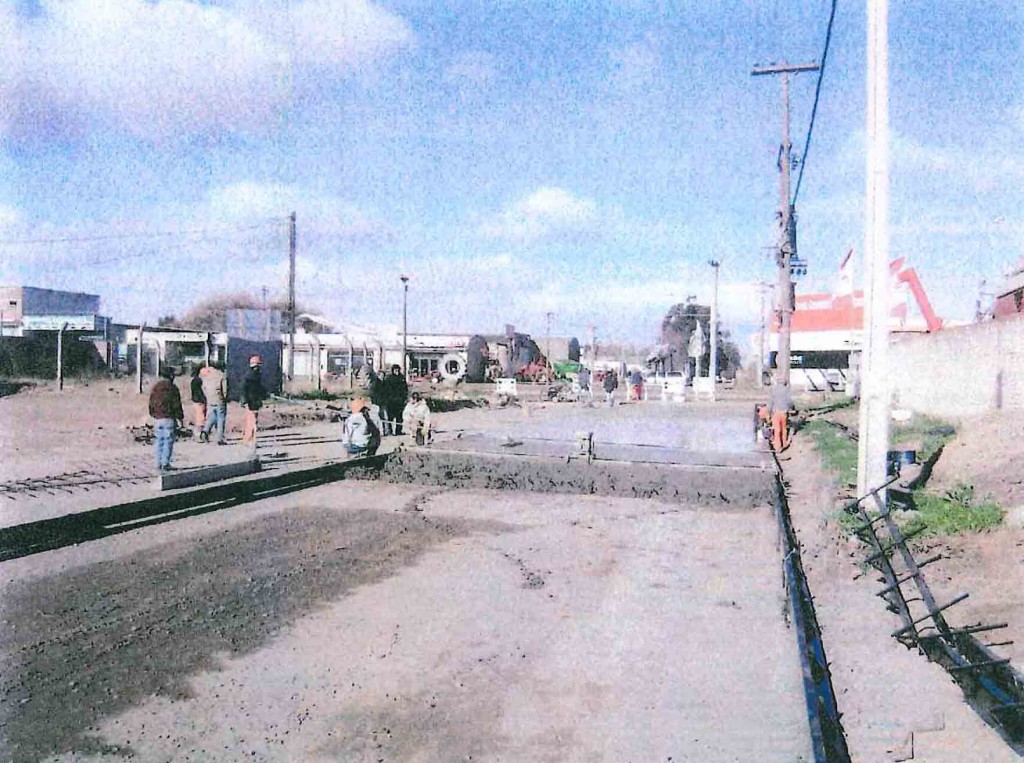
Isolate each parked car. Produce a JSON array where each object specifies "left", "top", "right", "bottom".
[{"left": 652, "top": 371, "right": 686, "bottom": 397}]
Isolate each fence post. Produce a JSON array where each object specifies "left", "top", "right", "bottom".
[{"left": 137, "top": 323, "right": 146, "bottom": 394}]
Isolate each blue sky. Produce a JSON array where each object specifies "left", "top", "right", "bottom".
[{"left": 1, "top": 0, "right": 1022, "bottom": 346}]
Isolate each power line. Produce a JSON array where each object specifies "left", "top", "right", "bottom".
[
  {"left": 792, "top": 0, "right": 839, "bottom": 205},
  {"left": 0, "top": 219, "right": 287, "bottom": 247}
]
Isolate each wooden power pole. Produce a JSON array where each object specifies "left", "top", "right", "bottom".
[{"left": 752, "top": 61, "right": 818, "bottom": 391}]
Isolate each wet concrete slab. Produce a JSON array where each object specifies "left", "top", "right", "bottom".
[{"left": 440, "top": 400, "right": 761, "bottom": 455}]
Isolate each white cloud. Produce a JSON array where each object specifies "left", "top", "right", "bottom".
[
  {"left": 481, "top": 187, "right": 599, "bottom": 243},
  {"left": 241, "top": 0, "right": 414, "bottom": 69},
  {"left": 0, "top": 203, "right": 21, "bottom": 230},
  {"left": 444, "top": 50, "right": 496, "bottom": 88},
  {"left": 206, "top": 181, "right": 391, "bottom": 244},
  {"left": 2, "top": 0, "right": 414, "bottom": 140}
]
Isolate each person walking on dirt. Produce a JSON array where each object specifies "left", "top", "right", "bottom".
[
  {"left": 381, "top": 364, "right": 409, "bottom": 436},
  {"left": 603, "top": 370, "right": 618, "bottom": 407},
  {"left": 341, "top": 398, "right": 381, "bottom": 457},
  {"left": 149, "top": 367, "right": 184, "bottom": 471},
  {"left": 770, "top": 378, "right": 792, "bottom": 453},
  {"left": 199, "top": 361, "right": 228, "bottom": 444},
  {"left": 577, "top": 367, "right": 592, "bottom": 402},
  {"left": 190, "top": 365, "right": 206, "bottom": 439},
  {"left": 629, "top": 369, "right": 644, "bottom": 401},
  {"left": 241, "top": 355, "right": 267, "bottom": 446},
  {"left": 402, "top": 391, "right": 432, "bottom": 446}
]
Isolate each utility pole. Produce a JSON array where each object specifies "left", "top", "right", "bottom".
[
  {"left": 756, "top": 281, "right": 774, "bottom": 389},
  {"left": 545, "top": 311, "right": 554, "bottom": 362},
  {"left": 588, "top": 324, "right": 596, "bottom": 367},
  {"left": 752, "top": 61, "right": 818, "bottom": 393},
  {"left": 136, "top": 322, "right": 146, "bottom": 394},
  {"left": 287, "top": 211, "right": 297, "bottom": 382},
  {"left": 857, "top": 0, "right": 891, "bottom": 499},
  {"left": 708, "top": 260, "right": 720, "bottom": 401},
  {"left": 57, "top": 322, "right": 69, "bottom": 392},
  {"left": 400, "top": 275, "right": 410, "bottom": 377}
]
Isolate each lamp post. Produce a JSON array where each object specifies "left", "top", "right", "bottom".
[
  {"left": 545, "top": 311, "right": 553, "bottom": 362},
  {"left": 708, "top": 260, "right": 720, "bottom": 402},
  {"left": 400, "top": 275, "right": 409, "bottom": 377}
]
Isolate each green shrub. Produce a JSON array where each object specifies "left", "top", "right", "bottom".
[
  {"left": 903, "top": 482, "right": 1003, "bottom": 536},
  {"left": 891, "top": 415, "right": 957, "bottom": 462},
  {"left": 291, "top": 389, "right": 341, "bottom": 401}
]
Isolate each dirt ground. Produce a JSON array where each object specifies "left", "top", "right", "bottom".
[
  {"left": 3, "top": 380, "right": 1024, "bottom": 761},
  {"left": 797, "top": 393, "right": 1024, "bottom": 516},
  {"left": 928, "top": 408, "right": 1024, "bottom": 513},
  {"left": 781, "top": 435, "right": 1021, "bottom": 762},
  {"left": 794, "top": 394, "right": 1024, "bottom": 671},
  {"left": 0, "top": 480, "right": 813, "bottom": 762}
]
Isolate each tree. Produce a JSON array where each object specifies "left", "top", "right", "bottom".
[
  {"left": 568, "top": 337, "right": 581, "bottom": 362},
  {"left": 466, "top": 335, "right": 488, "bottom": 382},
  {"left": 177, "top": 292, "right": 314, "bottom": 332},
  {"left": 660, "top": 301, "right": 742, "bottom": 379},
  {"left": 157, "top": 314, "right": 179, "bottom": 327}
]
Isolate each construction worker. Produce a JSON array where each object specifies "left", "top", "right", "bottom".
[
  {"left": 149, "top": 367, "right": 184, "bottom": 471},
  {"left": 770, "top": 378, "right": 792, "bottom": 452},
  {"left": 341, "top": 398, "right": 381, "bottom": 457},
  {"left": 241, "top": 355, "right": 267, "bottom": 446},
  {"left": 189, "top": 364, "right": 206, "bottom": 439},
  {"left": 199, "top": 361, "right": 228, "bottom": 444},
  {"left": 381, "top": 364, "right": 408, "bottom": 435},
  {"left": 402, "top": 391, "right": 432, "bottom": 446}
]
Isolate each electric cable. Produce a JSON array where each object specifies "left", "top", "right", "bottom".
[
  {"left": 0, "top": 219, "right": 286, "bottom": 247},
  {"left": 792, "top": 0, "right": 839, "bottom": 205}
]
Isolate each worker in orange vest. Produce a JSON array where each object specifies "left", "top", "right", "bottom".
[{"left": 770, "top": 378, "right": 792, "bottom": 452}]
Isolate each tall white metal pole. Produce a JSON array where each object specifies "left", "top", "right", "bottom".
[
  {"left": 400, "top": 275, "right": 409, "bottom": 377},
  {"left": 709, "top": 260, "right": 720, "bottom": 401},
  {"left": 857, "top": 0, "right": 892, "bottom": 498}
]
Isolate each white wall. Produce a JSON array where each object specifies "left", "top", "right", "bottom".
[{"left": 889, "top": 315, "right": 1024, "bottom": 416}]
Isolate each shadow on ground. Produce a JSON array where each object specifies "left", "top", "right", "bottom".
[{"left": 0, "top": 504, "right": 507, "bottom": 762}]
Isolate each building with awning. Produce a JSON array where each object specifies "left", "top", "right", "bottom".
[{"left": 767, "top": 257, "right": 943, "bottom": 391}]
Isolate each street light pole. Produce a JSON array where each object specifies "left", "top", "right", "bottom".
[
  {"left": 857, "top": 0, "right": 892, "bottom": 500},
  {"left": 709, "top": 260, "right": 720, "bottom": 402},
  {"left": 545, "top": 311, "right": 553, "bottom": 362},
  {"left": 400, "top": 275, "right": 409, "bottom": 377}
]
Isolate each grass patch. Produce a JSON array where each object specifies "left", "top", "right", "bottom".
[
  {"left": 291, "top": 389, "right": 342, "bottom": 401},
  {"left": 425, "top": 397, "right": 487, "bottom": 413},
  {"left": 0, "top": 380, "right": 34, "bottom": 398},
  {"left": 904, "top": 483, "right": 1003, "bottom": 536},
  {"left": 802, "top": 419, "right": 859, "bottom": 487},
  {"left": 801, "top": 396, "right": 857, "bottom": 417},
  {"left": 891, "top": 415, "right": 957, "bottom": 462}
]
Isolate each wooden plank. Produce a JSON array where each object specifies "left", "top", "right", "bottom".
[{"left": 155, "top": 459, "right": 261, "bottom": 491}]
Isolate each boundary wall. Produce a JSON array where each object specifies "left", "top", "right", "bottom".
[{"left": 889, "top": 315, "right": 1024, "bottom": 417}]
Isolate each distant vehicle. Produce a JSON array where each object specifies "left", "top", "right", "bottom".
[{"left": 653, "top": 371, "right": 686, "bottom": 397}]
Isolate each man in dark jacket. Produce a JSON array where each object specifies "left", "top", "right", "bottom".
[
  {"left": 149, "top": 367, "right": 184, "bottom": 471},
  {"left": 381, "top": 364, "right": 409, "bottom": 435},
  {"left": 603, "top": 370, "right": 618, "bottom": 407},
  {"left": 190, "top": 365, "right": 206, "bottom": 439},
  {"left": 241, "top": 355, "right": 267, "bottom": 446}
]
